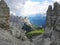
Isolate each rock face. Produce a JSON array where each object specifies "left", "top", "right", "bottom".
[
  {"left": 24, "top": 17, "right": 32, "bottom": 26},
  {"left": 22, "top": 17, "right": 33, "bottom": 33},
  {"left": 0, "top": 0, "right": 35, "bottom": 45},
  {"left": 45, "top": 2, "right": 60, "bottom": 45},
  {"left": 0, "top": 27, "right": 35, "bottom": 45},
  {"left": 0, "top": 0, "right": 10, "bottom": 30},
  {"left": 46, "top": 5, "right": 52, "bottom": 28},
  {"left": 46, "top": 2, "right": 60, "bottom": 31},
  {"left": 10, "top": 15, "right": 24, "bottom": 29}
]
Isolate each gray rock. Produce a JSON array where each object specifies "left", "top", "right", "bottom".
[
  {"left": 0, "top": 27, "right": 35, "bottom": 45},
  {"left": 22, "top": 41, "right": 35, "bottom": 45},
  {"left": 0, "top": 0, "right": 10, "bottom": 30},
  {"left": 0, "top": 0, "right": 35, "bottom": 45},
  {"left": 46, "top": 5, "right": 52, "bottom": 27},
  {"left": 32, "top": 34, "right": 51, "bottom": 45},
  {"left": 45, "top": 2, "right": 60, "bottom": 45},
  {"left": 10, "top": 15, "right": 24, "bottom": 29}
]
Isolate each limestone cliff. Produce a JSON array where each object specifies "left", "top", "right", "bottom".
[
  {"left": 22, "top": 17, "right": 34, "bottom": 33},
  {"left": 0, "top": 0, "right": 35, "bottom": 45},
  {"left": 0, "top": 0, "right": 10, "bottom": 30},
  {"left": 45, "top": 2, "right": 60, "bottom": 45},
  {"left": 46, "top": 2, "right": 60, "bottom": 29},
  {"left": 45, "top": 2, "right": 60, "bottom": 33},
  {"left": 24, "top": 17, "right": 32, "bottom": 26},
  {"left": 0, "top": 25, "right": 35, "bottom": 45},
  {"left": 10, "top": 15, "right": 24, "bottom": 29}
]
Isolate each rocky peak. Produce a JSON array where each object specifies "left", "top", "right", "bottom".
[
  {"left": 46, "top": 2, "right": 60, "bottom": 27},
  {"left": 0, "top": 0, "right": 8, "bottom": 8},
  {"left": 44, "top": 2, "right": 60, "bottom": 45},
  {"left": 54, "top": 2, "right": 60, "bottom": 16},
  {"left": 0, "top": 0, "right": 35, "bottom": 45},
  {"left": 47, "top": 5, "right": 52, "bottom": 11},
  {"left": 54, "top": 2, "right": 59, "bottom": 7},
  {"left": 24, "top": 17, "right": 32, "bottom": 26},
  {"left": 46, "top": 5, "right": 53, "bottom": 28},
  {"left": 1, "top": 0, "right": 4, "bottom": 2},
  {"left": 10, "top": 15, "right": 24, "bottom": 29},
  {"left": 0, "top": 0, "right": 10, "bottom": 30}
]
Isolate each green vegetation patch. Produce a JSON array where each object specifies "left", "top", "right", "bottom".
[{"left": 26, "top": 29, "right": 45, "bottom": 38}]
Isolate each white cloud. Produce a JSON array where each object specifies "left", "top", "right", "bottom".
[
  {"left": 5, "top": 0, "right": 53, "bottom": 16},
  {"left": 14, "top": 3, "right": 23, "bottom": 10},
  {"left": 22, "top": 0, "right": 53, "bottom": 16},
  {"left": 53, "top": 0, "right": 60, "bottom": 3},
  {"left": 5, "top": 0, "right": 27, "bottom": 16},
  {"left": 10, "top": 11, "right": 16, "bottom": 16}
]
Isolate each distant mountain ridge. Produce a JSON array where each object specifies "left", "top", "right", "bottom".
[
  {"left": 10, "top": 15, "right": 24, "bottom": 29},
  {"left": 29, "top": 14, "right": 46, "bottom": 27}
]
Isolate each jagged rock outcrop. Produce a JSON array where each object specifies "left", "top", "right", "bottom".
[
  {"left": 0, "top": 0, "right": 35, "bottom": 45},
  {"left": 22, "top": 17, "right": 34, "bottom": 33},
  {"left": 24, "top": 17, "right": 32, "bottom": 26},
  {"left": 46, "top": 5, "right": 52, "bottom": 28},
  {"left": 0, "top": 0, "right": 10, "bottom": 30},
  {"left": 0, "top": 27, "right": 35, "bottom": 45},
  {"left": 45, "top": 2, "right": 60, "bottom": 45},
  {"left": 10, "top": 15, "right": 24, "bottom": 29},
  {"left": 46, "top": 2, "right": 60, "bottom": 31},
  {"left": 45, "top": 5, "right": 53, "bottom": 33},
  {"left": 10, "top": 15, "right": 33, "bottom": 33}
]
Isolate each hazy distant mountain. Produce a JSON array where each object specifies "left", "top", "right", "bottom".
[
  {"left": 10, "top": 15, "right": 24, "bottom": 29},
  {"left": 10, "top": 15, "right": 33, "bottom": 31},
  {"left": 29, "top": 14, "right": 46, "bottom": 27}
]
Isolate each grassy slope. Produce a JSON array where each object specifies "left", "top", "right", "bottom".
[{"left": 26, "top": 28, "right": 45, "bottom": 38}]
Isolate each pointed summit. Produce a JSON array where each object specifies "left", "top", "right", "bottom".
[
  {"left": 0, "top": 0, "right": 10, "bottom": 30},
  {"left": 1, "top": 0, "right": 4, "bottom": 1},
  {"left": 54, "top": 2, "right": 59, "bottom": 4},
  {"left": 47, "top": 5, "right": 52, "bottom": 11},
  {"left": 1, "top": 0, "right": 6, "bottom": 3},
  {"left": 0, "top": 0, "right": 9, "bottom": 8},
  {"left": 1, "top": 0, "right": 5, "bottom": 3},
  {"left": 54, "top": 2, "right": 59, "bottom": 7}
]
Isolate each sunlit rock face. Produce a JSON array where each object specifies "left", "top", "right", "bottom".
[
  {"left": 24, "top": 17, "right": 32, "bottom": 26},
  {"left": 0, "top": 0, "right": 10, "bottom": 30}
]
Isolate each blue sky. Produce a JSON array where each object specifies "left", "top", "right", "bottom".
[
  {"left": 31, "top": 0, "right": 52, "bottom": 2},
  {"left": 32, "top": 0, "right": 45, "bottom": 2},
  {"left": 4, "top": 0, "right": 60, "bottom": 16}
]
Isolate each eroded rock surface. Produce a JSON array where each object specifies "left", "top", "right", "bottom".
[
  {"left": 0, "top": 0, "right": 35, "bottom": 45},
  {"left": 0, "top": 0, "right": 10, "bottom": 30},
  {"left": 45, "top": 2, "right": 60, "bottom": 45}
]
